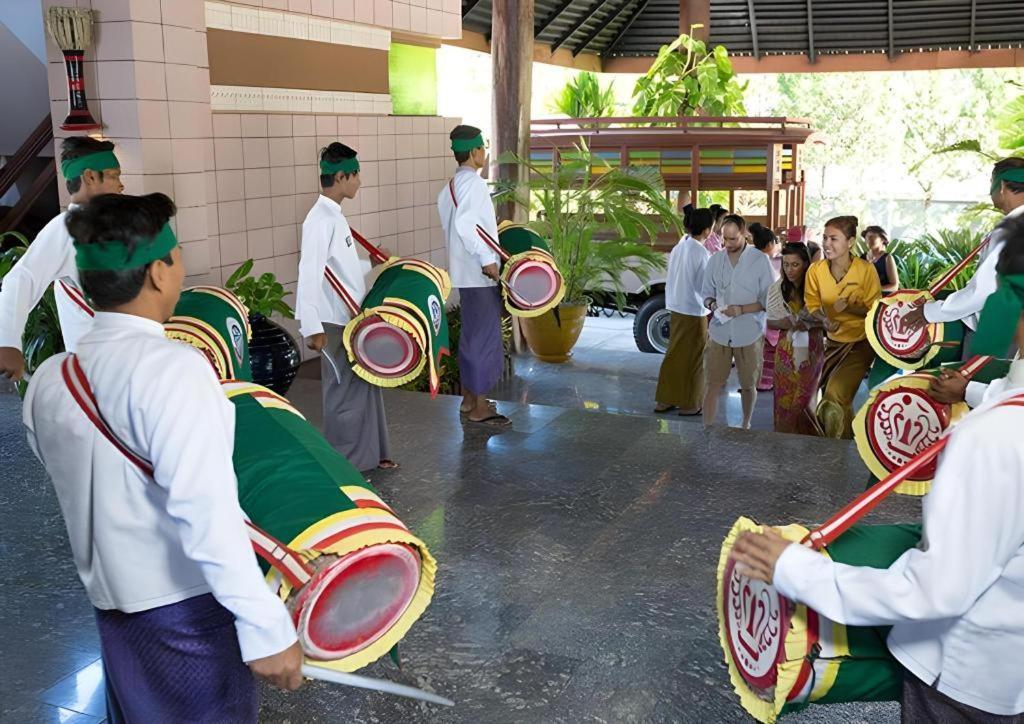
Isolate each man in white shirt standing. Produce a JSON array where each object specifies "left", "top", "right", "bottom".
[
  {"left": 730, "top": 214, "right": 1024, "bottom": 721},
  {"left": 437, "top": 125, "right": 510, "bottom": 428},
  {"left": 0, "top": 136, "right": 124, "bottom": 379},
  {"left": 700, "top": 214, "right": 775, "bottom": 429},
  {"left": 654, "top": 207, "right": 713, "bottom": 416},
  {"left": 296, "top": 142, "right": 396, "bottom": 471},
  {"left": 23, "top": 193, "right": 302, "bottom": 722},
  {"left": 902, "top": 156, "right": 1024, "bottom": 346}
]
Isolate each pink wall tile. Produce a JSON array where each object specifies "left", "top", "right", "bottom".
[
  {"left": 248, "top": 227, "right": 275, "bottom": 258},
  {"left": 90, "top": 0, "right": 161, "bottom": 23},
  {"left": 310, "top": 0, "right": 333, "bottom": 17},
  {"left": 396, "top": 207, "right": 414, "bottom": 234},
  {"left": 426, "top": 9, "right": 442, "bottom": 37},
  {"left": 218, "top": 200, "right": 247, "bottom": 235},
  {"left": 214, "top": 138, "right": 244, "bottom": 170},
  {"left": 374, "top": 0, "right": 393, "bottom": 27},
  {"left": 244, "top": 168, "right": 271, "bottom": 198},
  {"left": 220, "top": 231, "right": 248, "bottom": 266},
  {"left": 413, "top": 204, "right": 431, "bottom": 230},
  {"left": 168, "top": 138, "right": 206, "bottom": 175},
  {"left": 315, "top": 115, "right": 338, "bottom": 136},
  {"left": 394, "top": 116, "right": 412, "bottom": 134},
  {"left": 293, "top": 165, "right": 317, "bottom": 194},
  {"left": 205, "top": 171, "right": 218, "bottom": 203},
  {"left": 274, "top": 254, "right": 300, "bottom": 285},
  {"left": 216, "top": 170, "right": 245, "bottom": 201},
  {"left": 93, "top": 21, "right": 139, "bottom": 62},
  {"left": 268, "top": 114, "right": 293, "bottom": 137},
  {"left": 98, "top": 100, "right": 140, "bottom": 137},
  {"left": 413, "top": 181, "right": 432, "bottom": 206},
  {"left": 378, "top": 160, "right": 396, "bottom": 185},
  {"left": 295, "top": 193, "right": 318, "bottom": 220},
  {"left": 359, "top": 187, "right": 379, "bottom": 213},
  {"left": 273, "top": 224, "right": 299, "bottom": 255},
  {"left": 161, "top": 0, "right": 205, "bottom": 29},
  {"left": 377, "top": 135, "right": 396, "bottom": 161},
  {"left": 396, "top": 183, "right": 414, "bottom": 208},
  {"left": 213, "top": 113, "right": 242, "bottom": 138},
  {"left": 358, "top": 213, "right": 380, "bottom": 238},
  {"left": 410, "top": 6, "right": 427, "bottom": 33},
  {"left": 94, "top": 61, "right": 135, "bottom": 100},
  {"left": 272, "top": 196, "right": 296, "bottom": 226},
  {"left": 338, "top": 116, "right": 358, "bottom": 136},
  {"left": 140, "top": 173, "right": 175, "bottom": 196},
  {"left": 342, "top": 197, "right": 361, "bottom": 216},
  {"left": 357, "top": 116, "right": 377, "bottom": 136},
  {"left": 272, "top": 166, "right": 298, "bottom": 196},
  {"left": 180, "top": 238, "right": 211, "bottom": 273},
  {"left": 333, "top": 0, "right": 354, "bottom": 20},
  {"left": 242, "top": 137, "right": 270, "bottom": 168},
  {"left": 379, "top": 211, "right": 397, "bottom": 237},
  {"left": 264, "top": 0, "right": 289, "bottom": 9},
  {"left": 172, "top": 172, "right": 208, "bottom": 208},
  {"left": 206, "top": 235, "right": 221, "bottom": 268},
  {"left": 207, "top": 204, "right": 220, "bottom": 237},
  {"left": 358, "top": 161, "right": 378, "bottom": 187},
  {"left": 377, "top": 116, "right": 396, "bottom": 135},
  {"left": 378, "top": 184, "right": 397, "bottom": 211},
  {"left": 441, "top": 11, "right": 461, "bottom": 39},
  {"left": 392, "top": 2, "right": 410, "bottom": 29},
  {"left": 293, "top": 136, "right": 317, "bottom": 165},
  {"left": 246, "top": 199, "right": 273, "bottom": 230},
  {"left": 288, "top": 0, "right": 312, "bottom": 13},
  {"left": 162, "top": 26, "right": 203, "bottom": 66},
  {"left": 394, "top": 135, "right": 412, "bottom": 159},
  {"left": 413, "top": 158, "right": 429, "bottom": 182},
  {"left": 176, "top": 205, "right": 208, "bottom": 242},
  {"left": 134, "top": 61, "right": 168, "bottom": 99},
  {"left": 164, "top": 64, "right": 205, "bottom": 103},
  {"left": 168, "top": 101, "right": 212, "bottom": 139},
  {"left": 396, "top": 232, "right": 415, "bottom": 256},
  {"left": 292, "top": 114, "right": 315, "bottom": 137},
  {"left": 269, "top": 138, "right": 295, "bottom": 167},
  {"left": 240, "top": 114, "right": 269, "bottom": 137}
]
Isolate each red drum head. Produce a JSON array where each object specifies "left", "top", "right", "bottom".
[
  {"left": 866, "top": 384, "right": 950, "bottom": 479},
  {"left": 353, "top": 319, "right": 421, "bottom": 377},
  {"left": 507, "top": 260, "right": 559, "bottom": 309},
  {"left": 297, "top": 544, "right": 421, "bottom": 660},
  {"left": 722, "top": 556, "right": 791, "bottom": 695},
  {"left": 874, "top": 297, "right": 931, "bottom": 360}
]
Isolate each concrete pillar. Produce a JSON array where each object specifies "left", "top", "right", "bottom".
[{"left": 490, "top": 0, "right": 533, "bottom": 224}]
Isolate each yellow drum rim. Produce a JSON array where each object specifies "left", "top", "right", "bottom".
[{"left": 865, "top": 290, "right": 941, "bottom": 371}]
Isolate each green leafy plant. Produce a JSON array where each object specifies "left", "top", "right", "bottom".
[
  {"left": 550, "top": 71, "right": 616, "bottom": 120},
  {"left": 0, "top": 232, "right": 65, "bottom": 397},
  {"left": 224, "top": 259, "right": 295, "bottom": 319},
  {"left": 494, "top": 143, "right": 682, "bottom": 307},
  {"left": 631, "top": 30, "right": 747, "bottom": 120},
  {"left": 886, "top": 228, "right": 984, "bottom": 292}
]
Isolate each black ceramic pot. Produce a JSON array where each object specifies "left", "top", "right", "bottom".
[{"left": 248, "top": 313, "right": 301, "bottom": 395}]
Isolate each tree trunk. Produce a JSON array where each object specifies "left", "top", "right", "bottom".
[{"left": 491, "top": 0, "right": 534, "bottom": 224}]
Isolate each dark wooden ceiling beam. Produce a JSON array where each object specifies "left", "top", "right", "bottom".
[
  {"left": 536, "top": 0, "right": 578, "bottom": 37},
  {"left": 571, "top": 0, "right": 633, "bottom": 56},
  {"left": 551, "top": 0, "right": 606, "bottom": 52},
  {"left": 807, "top": 0, "right": 816, "bottom": 62},
  {"left": 603, "top": 0, "right": 649, "bottom": 55},
  {"left": 746, "top": 0, "right": 760, "bottom": 59},
  {"left": 887, "top": 0, "right": 895, "bottom": 59},
  {"left": 969, "top": 0, "right": 977, "bottom": 51}
]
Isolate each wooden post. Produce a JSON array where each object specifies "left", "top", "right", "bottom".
[
  {"left": 491, "top": 0, "right": 534, "bottom": 224},
  {"left": 680, "top": 0, "right": 710, "bottom": 41}
]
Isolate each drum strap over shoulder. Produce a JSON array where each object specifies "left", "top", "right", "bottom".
[
  {"left": 57, "top": 278, "right": 95, "bottom": 317},
  {"left": 809, "top": 388, "right": 1024, "bottom": 548},
  {"left": 60, "top": 354, "right": 315, "bottom": 588}
]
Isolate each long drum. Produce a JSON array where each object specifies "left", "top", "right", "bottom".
[
  {"left": 165, "top": 288, "right": 436, "bottom": 672},
  {"left": 344, "top": 258, "right": 451, "bottom": 396},
  {"left": 854, "top": 357, "right": 1012, "bottom": 496},
  {"left": 164, "top": 286, "right": 253, "bottom": 381},
  {"left": 718, "top": 517, "right": 919, "bottom": 723},
  {"left": 496, "top": 222, "right": 565, "bottom": 317},
  {"left": 865, "top": 290, "right": 964, "bottom": 371}
]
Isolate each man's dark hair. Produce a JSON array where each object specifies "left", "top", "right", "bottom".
[
  {"left": 993, "top": 156, "right": 1024, "bottom": 195},
  {"left": 749, "top": 222, "right": 777, "bottom": 251},
  {"left": 67, "top": 193, "right": 177, "bottom": 310},
  {"left": 721, "top": 213, "right": 746, "bottom": 232},
  {"left": 319, "top": 142, "right": 358, "bottom": 189},
  {"left": 61, "top": 136, "right": 115, "bottom": 195},
  {"left": 685, "top": 207, "right": 715, "bottom": 237},
  {"left": 450, "top": 124, "right": 482, "bottom": 165},
  {"left": 995, "top": 215, "right": 1024, "bottom": 277}
]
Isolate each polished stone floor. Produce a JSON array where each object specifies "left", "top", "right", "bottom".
[{"left": 0, "top": 359, "right": 914, "bottom": 723}]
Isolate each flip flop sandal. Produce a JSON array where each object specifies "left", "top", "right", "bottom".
[
  {"left": 678, "top": 408, "right": 702, "bottom": 416},
  {"left": 467, "top": 413, "right": 511, "bottom": 428},
  {"left": 653, "top": 404, "right": 677, "bottom": 414},
  {"left": 460, "top": 400, "right": 498, "bottom": 416},
  {"left": 377, "top": 459, "right": 400, "bottom": 470}
]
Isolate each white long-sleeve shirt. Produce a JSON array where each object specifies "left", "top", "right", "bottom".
[
  {"left": 701, "top": 245, "right": 774, "bottom": 348},
  {"left": 0, "top": 206, "right": 95, "bottom": 353},
  {"left": 296, "top": 195, "right": 371, "bottom": 338},
  {"left": 664, "top": 235, "right": 710, "bottom": 317},
  {"left": 773, "top": 359, "right": 1024, "bottom": 716},
  {"left": 924, "top": 204, "right": 1024, "bottom": 330},
  {"left": 22, "top": 312, "right": 297, "bottom": 662},
  {"left": 437, "top": 167, "right": 500, "bottom": 289}
]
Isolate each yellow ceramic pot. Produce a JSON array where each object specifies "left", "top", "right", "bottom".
[{"left": 520, "top": 302, "right": 587, "bottom": 363}]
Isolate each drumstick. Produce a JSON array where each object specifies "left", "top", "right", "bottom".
[{"left": 301, "top": 663, "right": 455, "bottom": 707}]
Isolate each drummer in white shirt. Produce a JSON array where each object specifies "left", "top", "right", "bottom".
[
  {"left": 0, "top": 136, "right": 123, "bottom": 379},
  {"left": 23, "top": 193, "right": 302, "bottom": 721},
  {"left": 731, "top": 213, "right": 1024, "bottom": 721},
  {"left": 902, "top": 156, "right": 1024, "bottom": 348}
]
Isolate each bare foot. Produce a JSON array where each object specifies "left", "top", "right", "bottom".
[{"left": 378, "top": 459, "right": 400, "bottom": 470}]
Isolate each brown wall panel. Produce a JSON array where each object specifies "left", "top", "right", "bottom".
[{"left": 207, "top": 29, "right": 389, "bottom": 94}]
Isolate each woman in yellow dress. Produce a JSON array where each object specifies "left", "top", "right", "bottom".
[{"left": 804, "top": 216, "right": 882, "bottom": 438}]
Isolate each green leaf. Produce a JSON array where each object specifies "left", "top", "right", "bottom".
[{"left": 225, "top": 259, "right": 254, "bottom": 289}]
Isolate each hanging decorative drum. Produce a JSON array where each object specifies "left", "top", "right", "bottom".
[{"left": 45, "top": 7, "right": 102, "bottom": 131}]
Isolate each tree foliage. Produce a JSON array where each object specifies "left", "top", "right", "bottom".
[{"left": 550, "top": 71, "right": 616, "bottom": 119}]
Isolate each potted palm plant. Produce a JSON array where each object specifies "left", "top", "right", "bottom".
[
  {"left": 495, "top": 144, "right": 683, "bottom": 362},
  {"left": 224, "top": 259, "right": 301, "bottom": 394}
]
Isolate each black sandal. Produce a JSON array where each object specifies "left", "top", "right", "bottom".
[{"left": 467, "top": 413, "right": 512, "bottom": 428}]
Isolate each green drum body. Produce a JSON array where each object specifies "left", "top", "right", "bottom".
[
  {"left": 496, "top": 222, "right": 565, "bottom": 317},
  {"left": 344, "top": 258, "right": 452, "bottom": 396},
  {"left": 164, "top": 287, "right": 436, "bottom": 672},
  {"left": 718, "top": 518, "right": 920, "bottom": 723},
  {"left": 165, "top": 286, "right": 253, "bottom": 381}
]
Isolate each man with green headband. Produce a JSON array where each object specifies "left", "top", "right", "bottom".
[
  {"left": 0, "top": 137, "right": 124, "bottom": 380},
  {"left": 903, "top": 156, "right": 1024, "bottom": 340},
  {"left": 731, "top": 212, "right": 1024, "bottom": 721},
  {"left": 437, "top": 124, "right": 510, "bottom": 427},
  {"left": 22, "top": 192, "right": 302, "bottom": 721},
  {"left": 297, "top": 142, "right": 397, "bottom": 471}
]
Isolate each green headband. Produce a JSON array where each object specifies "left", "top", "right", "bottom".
[
  {"left": 75, "top": 223, "right": 178, "bottom": 271},
  {"left": 61, "top": 150, "right": 120, "bottom": 181},
  {"left": 320, "top": 157, "right": 360, "bottom": 175},
  {"left": 451, "top": 134, "right": 484, "bottom": 153},
  {"left": 972, "top": 273, "right": 1024, "bottom": 356},
  {"left": 991, "top": 168, "right": 1024, "bottom": 194}
]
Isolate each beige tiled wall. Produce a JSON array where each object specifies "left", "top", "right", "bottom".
[
  {"left": 209, "top": 111, "right": 460, "bottom": 344},
  {"left": 219, "top": 0, "right": 462, "bottom": 38}
]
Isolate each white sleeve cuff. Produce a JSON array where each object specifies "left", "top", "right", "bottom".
[
  {"left": 0, "top": 331, "right": 24, "bottom": 351},
  {"left": 965, "top": 381, "right": 988, "bottom": 409},
  {"left": 771, "top": 542, "right": 823, "bottom": 602},
  {"left": 922, "top": 300, "right": 949, "bottom": 323},
  {"left": 235, "top": 603, "right": 298, "bottom": 663},
  {"left": 298, "top": 318, "right": 324, "bottom": 338}
]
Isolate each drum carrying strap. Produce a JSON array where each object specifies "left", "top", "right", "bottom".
[
  {"left": 447, "top": 177, "right": 509, "bottom": 263},
  {"left": 58, "top": 278, "right": 95, "bottom": 318},
  {"left": 927, "top": 233, "right": 991, "bottom": 296},
  {"left": 60, "top": 354, "right": 315, "bottom": 588},
  {"left": 808, "top": 385, "right": 1024, "bottom": 549},
  {"left": 350, "top": 227, "right": 389, "bottom": 265}
]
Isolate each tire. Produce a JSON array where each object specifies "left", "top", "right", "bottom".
[{"left": 633, "top": 294, "right": 671, "bottom": 354}]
